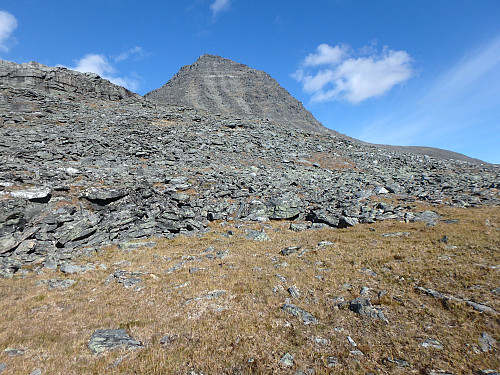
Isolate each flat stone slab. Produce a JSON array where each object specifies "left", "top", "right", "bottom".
[
  {"left": 10, "top": 187, "right": 51, "bottom": 200},
  {"left": 36, "top": 279, "right": 76, "bottom": 289},
  {"left": 281, "top": 303, "right": 318, "bottom": 325},
  {"left": 88, "top": 329, "right": 142, "bottom": 355}
]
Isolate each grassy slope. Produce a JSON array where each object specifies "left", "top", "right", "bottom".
[{"left": 0, "top": 203, "right": 498, "bottom": 374}]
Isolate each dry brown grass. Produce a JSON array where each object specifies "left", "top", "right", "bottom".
[{"left": 0, "top": 204, "right": 498, "bottom": 374}]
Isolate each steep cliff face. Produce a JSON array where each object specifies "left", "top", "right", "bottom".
[
  {"left": 0, "top": 60, "right": 141, "bottom": 101},
  {"left": 145, "top": 54, "right": 328, "bottom": 134}
]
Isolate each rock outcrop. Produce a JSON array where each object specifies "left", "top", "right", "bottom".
[
  {"left": 145, "top": 54, "right": 327, "bottom": 134},
  {"left": 0, "top": 60, "right": 140, "bottom": 101}
]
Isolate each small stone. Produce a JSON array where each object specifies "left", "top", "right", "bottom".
[
  {"left": 317, "top": 241, "right": 335, "bottom": 247},
  {"left": 312, "top": 337, "right": 329, "bottom": 346},
  {"left": 275, "top": 274, "right": 286, "bottom": 282},
  {"left": 160, "top": 334, "right": 178, "bottom": 345},
  {"left": 326, "top": 356, "right": 339, "bottom": 367},
  {"left": 421, "top": 338, "right": 443, "bottom": 349},
  {"left": 0, "top": 364, "right": 6, "bottom": 373},
  {"left": 360, "top": 267, "right": 376, "bottom": 277},
  {"left": 478, "top": 332, "right": 496, "bottom": 352},
  {"left": 289, "top": 223, "right": 309, "bottom": 232},
  {"left": 288, "top": 286, "right": 300, "bottom": 299},
  {"left": 36, "top": 279, "right": 76, "bottom": 289},
  {"left": 280, "top": 352, "right": 294, "bottom": 367},
  {"left": 246, "top": 229, "right": 270, "bottom": 241},
  {"left": 350, "top": 349, "right": 364, "bottom": 356},
  {"left": 281, "top": 303, "right": 318, "bottom": 325},
  {"left": 349, "top": 297, "right": 389, "bottom": 323},
  {"left": 384, "top": 357, "right": 410, "bottom": 367},
  {"left": 29, "top": 370, "right": 42, "bottom": 375},
  {"left": 280, "top": 246, "right": 301, "bottom": 256},
  {"left": 4, "top": 348, "right": 25, "bottom": 356},
  {"left": 43, "top": 260, "right": 58, "bottom": 270},
  {"left": 60, "top": 263, "right": 94, "bottom": 274},
  {"left": 382, "top": 232, "right": 410, "bottom": 237},
  {"left": 439, "top": 236, "right": 449, "bottom": 244}
]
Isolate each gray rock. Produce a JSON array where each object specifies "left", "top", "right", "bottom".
[
  {"left": 478, "top": 332, "right": 497, "bottom": 352},
  {"left": 36, "top": 279, "right": 76, "bottom": 289},
  {"left": 88, "top": 329, "right": 142, "bottom": 355},
  {"left": 411, "top": 211, "right": 440, "bottom": 226},
  {"left": 0, "top": 364, "right": 6, "bottom": 373},
  {"left": 384, "top": 357, "right": 410, "bottom": 367},
  {"left": 265, "top": 194, "right": 302, "bottom": 219},
  {"left": 3, "top": 348, "right": 25, "bottom": 356},
  {"left": 382, "top": 231, "right": 410, "bottom": 237},
  {"left": 326, "top": 356, "right": 339, "bottom": 367},
  {"left": 349, "top": 297, "right": 389, "bottom": 323},
  {"left": 289, "top": 223, "right": 309, "bottom": 232},
  {"left": 279, "top": 352, "right": 294, "bottom": 367},
  {"left": 280, "top": 246, "right": 301, "bottom": 256},
  {"left": 118, "top": 241, "right": 157, "bottom": 251},
  {"left": 10, "top": 187, "right": 51, "bottom": 201},
  {"left": 160, "top": 334, "right": 178, "bottom": 345},
  {"left": 60, "top": 262, "right": 94, "bottom": 274},
  {"left": 281, "top": 303, "right": 318, "bottom": 325},
  {"left": 245, "top": 229, "right": 270, "bottom": 241},
  {"left": 288, "top": 286, "right": 300, "bottom": 299},
  {"left": 105, "top": 270, "right": 144, "bottom": 289},
  {"left": 421, "top": 338, "right": 443, "bottom": 349}
]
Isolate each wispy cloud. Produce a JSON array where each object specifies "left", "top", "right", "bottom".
[
  {"left": 358, "top": 35, "right": 500, "bottom": 161},
  {"left": 113, "top": 46, "right": 144, "bottom": 63},
  {"left": 210, "top": 0, "right": 231, "bottom": 17},
  {"left": 0, "top": 10, "right": 18, "bottom": 52},
  {"left": 61, "top": 49, "right": 143, "bottom": 92},
  {"left": 294, "top": 43, "right": 413, "bottom": 104}
]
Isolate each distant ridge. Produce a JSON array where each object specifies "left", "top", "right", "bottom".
[
  {"left": 0, "top": 60, "right": 140, "bottom": 101},
  {"left": 145, "top": 54, "right": 328, "bottom": 134}
]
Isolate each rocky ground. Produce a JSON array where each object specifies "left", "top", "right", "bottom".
[
  {"left": 0, "top": 59, "right": 499, "bottom": 374},
  {"left": 0, "top": 205, "right": 498, "bottom": 374}
]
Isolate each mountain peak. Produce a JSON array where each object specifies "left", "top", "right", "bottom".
[{"left": 145, "top": 55, "right": 328, "bottom": 134}]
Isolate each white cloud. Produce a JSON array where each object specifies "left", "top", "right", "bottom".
[
  {"left": 114, "top": 46, "right": 144, "bottom": 62},
  {"left": 303, "top": 43, "right": 348, "bottom": 66},
  {"left": 62, "top": 51, "right": 141, "bottom": 92},
  {"left": 0, "top": 10, "right": 18, "bottom": 52},
  {"left": 357, "top": 35, "right": 500, "bottom": 162},
  {"left": 210, "top": 0, "right": 231, "bottom": 16},
  {"left": 294, "top": 43, "right": 413, "bottom": 104}
]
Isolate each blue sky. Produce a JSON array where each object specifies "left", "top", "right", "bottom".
[{"left": 1, "top": 0, "right": 499, "bottom": 163}]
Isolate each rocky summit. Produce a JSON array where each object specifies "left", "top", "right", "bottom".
[
  {"left": 0, "top": 57, "right": 499, "bottom": 276},
  {"left": 145, "top": 54, "right": 327, "bottom": 134}
]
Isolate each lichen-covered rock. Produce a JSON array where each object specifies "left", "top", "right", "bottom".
[
  {"left": 281, "top": 303, "right": 318, "bottom": 325},
  {"left": 349, "top": 297, "right": 389, "bottom": 324},
  {"left": 88, "top": 329, "right": 142, "bottom": 355}
]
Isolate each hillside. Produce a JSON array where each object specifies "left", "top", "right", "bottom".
[{"left": 0, "top": 59, "right": 498, "bottom": 374}]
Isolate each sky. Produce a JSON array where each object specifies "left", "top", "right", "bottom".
[{"left": 1, "top": 1, "right": 499, "bottom": 164}]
